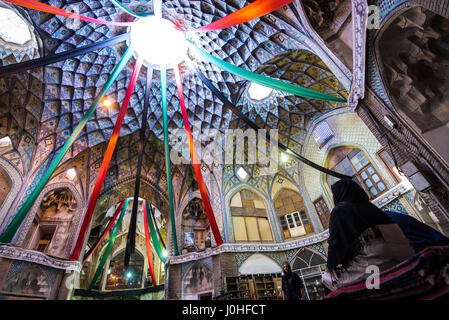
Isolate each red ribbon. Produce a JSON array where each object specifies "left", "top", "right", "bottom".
[
  {"left": 82, "top": 199, "right": 126, "bottom": 265},
  {"left": 193, "top": 0, "right": 295, "bottom": 31},
  {"left": 174, "top": 64, "right": 223, "bottom": 246},
  {"left": 71, "top": 57, "right": 143, "bottom": 261},
  {"left": 5, "top": 0, "right": 134, "bottom": 26},
  {"left": 143, "top": 201, "right": 157, "bottom": 286}
]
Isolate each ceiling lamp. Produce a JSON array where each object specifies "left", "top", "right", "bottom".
[{"left": 130, "top": 16, "right": 187, "bottom": 67}]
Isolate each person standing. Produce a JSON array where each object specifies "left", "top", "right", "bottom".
[{"left": 281, "top": 261, "right": 304, "bottom": 300}]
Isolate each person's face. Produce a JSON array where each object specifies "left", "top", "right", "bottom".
[{"left": 283, "top": 264, "right": 288, "bottom": 273}]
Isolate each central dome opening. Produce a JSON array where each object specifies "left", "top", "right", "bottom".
[{"left": 130, "top": 16, "right": 187, "bottom": 67}]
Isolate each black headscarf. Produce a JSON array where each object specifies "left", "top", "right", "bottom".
[
  {"left": 327, "top": 179, "right": 394, "bottom": 272},
  {"left": 282, "top": 261, "right": 292, "bottom": 278}
]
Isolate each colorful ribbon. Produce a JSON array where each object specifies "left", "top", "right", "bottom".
[
  {"left": 174, "top": 64, "right": 223, "bottom": 246},
  {"left": 143, "top": 201, "right": 157, "bottom": 286},
  {"left": 5, "top": 0, "right": 134, "bottom": 26},
  {"left": 0, "top": 33, "right": 130, "bottom": 77},
  {"left": 145, "top": 201, "right": 167, "bottom": 263},
  {"left": 193, "top": 0, "right": 295, "bottom": 31},
  {"left": 192, "top": 62, "right": 352, "bottom": 180},
  {"left": 70, "top": 55, "right": 142, "bottom": 261},
  {"left": 124, "top": 66, "right": 154, "bottom": 267},
  {"left": 0, "top": 46, "right": 134, "bottom": 245},
  {"left": 188, "top": 41, "right": 347, "bottom": 103},
  {"left": 161, "top": 67, "right": 179, "bottom": 256},
  {"left": 111, "top": 0, "right": 150, "bottom": 18},
  {"left": 150, "top": 204, "right": 166, "bottom": 249},
  {"left": 82, "top": 199, "right": 126, "bottom": 265},
  {"left": 88, "top": 198, "right": 129, "bottom": 290}
]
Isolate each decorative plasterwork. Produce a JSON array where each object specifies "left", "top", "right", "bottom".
[
  {"left": 0, "top": 245, "right": 82, "bottom": 272},
  {"left": 168, "top": 229, "right": 329, "bottom": 265},
  {"left": 292, "top": 0, "right": 352, "bottom": 89},
  {"left": 14, "top": 182, "right": 84, "bottom": 259},
  {"left": 348, "top": 0, "right": 368, "bottom": 106},
  {"left": 372, "top": 179, "right": 414, "bottom": 208}
]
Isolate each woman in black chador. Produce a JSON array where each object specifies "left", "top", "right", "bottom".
[
  {"left": 322, "top": 179, "right": 415, "bottom": 292},
  {"left": 281, "top": 261, "right": 304, "bottom": 300}
]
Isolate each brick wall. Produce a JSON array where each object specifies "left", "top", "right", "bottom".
[{"left": 357, "top": 88, "right": 449, "bottom": 233}]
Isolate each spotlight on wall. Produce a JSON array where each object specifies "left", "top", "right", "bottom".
[
  {"left": 384, "top": 115, "right": 398, "bottom": 129},
  {"left": 66, "top": 168, "right": 77, "bottom": 180},
  {"left": 102, "top": 98, "right": 112, "bottom": 108},
  {"left": 280, "top": 152, "right": 289, "bottom": 163},
  {"left": 126, "top": 271, "right": 133, "bottom": 279}
]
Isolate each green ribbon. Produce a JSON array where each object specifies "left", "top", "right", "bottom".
[
  {"left": 0, "top": 46, "right": 135, "bottom": 244},
  {"left": 145, "top": 201, "right": 166, "bottom": 263},
  {"left": 110, "top": 0, "right": 151, "bottom": 18},
  {"left": 188, "top": 40, "right": 346, "bottom": 103},
  {"left": 161, "top": 67, "right": 179, "bottom": 256},
  {"left": 88, "top": 199, "right": 130, "bottom": 290}
]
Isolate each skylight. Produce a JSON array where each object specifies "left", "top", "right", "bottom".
[
  {"left": 0, "top": 8, "right": 31, "bottom": 45},
  {"left": 236, "top": 167, "right": 249, "bottom": 180},
  {"left": 0, "top": 136, "right": 12, "bottom": 147},
  {"left": 66, "top": 168, "right": 77, "bottom": 180},
  {"left": 248, "top": 82, "right": 273, "bottom": 101},
  {"left": 130, "top": 16, "right": 188, "bottom": 67}
]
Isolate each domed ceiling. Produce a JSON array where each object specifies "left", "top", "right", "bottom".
[{"left": 0, "top": 0, "right": 348, "bottom": 213}]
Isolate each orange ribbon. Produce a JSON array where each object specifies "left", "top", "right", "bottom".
[
  {"left": 6, "top": 0, "right": 134, "bottom": 26},
  {"left": 71, "top": 57, "right": 143, "bottom": 261},
  {"left": 174, "top": 64, "right": 223, "bottom": 246}
]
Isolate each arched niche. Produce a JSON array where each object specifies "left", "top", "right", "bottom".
[
  {"left": 238, "top": 254, "right": 282, "bottom": 275},
  {"left": 82, "top": 198, "right": 167, "bottom": 291},
  {"left": 291, "top": 248, "right": 327, "bottom": 300},
  {"left": 230, "top": 189, "right": 274, "bottom": 243},
  {"left": 104, "top": 250, "right": 145, "bottom": 291},
  {"left": 26, "top": 188, "right": 77, "bottom": 257},
  {"left": 181, "top": 198, "right": 211, "bottom": 254},
  {"left": 376, "top": 6, "right": 449, "bottom": 164},
  {"left": 302, "top": 0, "right": 353, "bottom": 70},
  {"left": 1, "top": 265, "right": 50, "bottom": 299},
  {"left": 273, "top": 189, "right": 314, "bottom": 240},
  {"left": 182, "top": 261, "right": 214, "bottom": 300}
]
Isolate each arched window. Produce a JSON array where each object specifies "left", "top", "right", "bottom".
[
  {"left": 230, "top": 189, "right": 273, "bottom": 243},
  {"left": 326, "top": 146, "right": 387, "bottom": 199},
  {"left": 105, "top": 251, "right": 144, "bottom": 290},
  {"left": 274, "top": 189, "right": 314, "bottom": 240}
]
